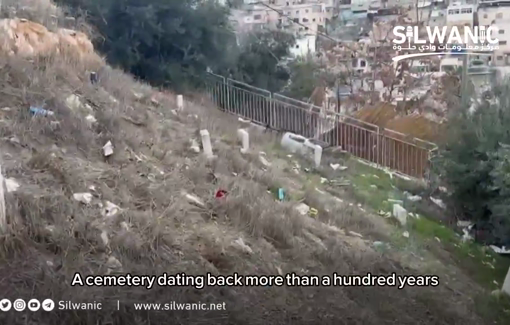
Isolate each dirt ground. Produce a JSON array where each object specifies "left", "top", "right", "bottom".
[{"left": 0, "top": 50, "right": 506, "bottom": 325}]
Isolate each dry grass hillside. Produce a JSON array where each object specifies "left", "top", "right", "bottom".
[{"left": 0, "top": 5, "right": 508, "bottom": 325}]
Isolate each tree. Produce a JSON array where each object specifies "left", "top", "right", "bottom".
[
  {"left": 433, "top": 80, "right": 510, "bottom": 246},
  {"left": 57, "top": 0, "right": 238, "bottom": 90},
  {"left": 232, "top": 29, "right": 295, "bottom": 93}
]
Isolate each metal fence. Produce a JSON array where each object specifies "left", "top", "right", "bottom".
[{"left": 203, "top": 73, "right": 437, "bottom": 180}]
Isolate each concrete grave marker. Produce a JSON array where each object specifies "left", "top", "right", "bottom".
[
  {"left": 177, "top": 94, "right": 184, "bottom": 110},
  {"left": 503, "top": 266, "right": 510, "bottom": 296},
  {"left": 314, "top": 144, "right": 322, "bottom": 168},
  {"left": 392, "top": 204, "right": 407, "bottom": 226},
  {"left": 200, "top": 129, "right": 213, "bottom": 158},
  {"left": 237, "top": 129, "right": 249, "bottom": 153}
]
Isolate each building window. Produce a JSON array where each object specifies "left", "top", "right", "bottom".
[
  {"left": 313, "top": 18, "right": 316, "bottom": 22},
  {"left": 360, "top": 60, "right": 366, "bottom": 67},
  {"left": 306, "top": 9, "right": 309, "bottom": 13},
  {"left": 499, "top": 29, "right": 505, "bottom": 34},
  {"left": 500, "top": 40, "right": 507, "bottom": 45},
  {"left": 254, "top": 14, "right": 261, "bottom": 20},
  {"left": 296, "top": 10, "right": 299, "bottom": 14},
  {"left": 303, "top": 17, "right": 309, "bottom": 22},
  {"left": 497, "top": 13, "right": 503, "bottom": 18},
  {"left": 483, "top": 14, "right": 488, "bottom": 18},
  {"left": 497, "top": 56, "right": 503, "bottom": 60},
  {"left": 293, "top": 18, "right": 299, "bottom": 23}
]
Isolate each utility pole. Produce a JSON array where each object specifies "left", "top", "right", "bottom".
[{"left": 460, "top": 54, "right": 469, "bottom": 108}]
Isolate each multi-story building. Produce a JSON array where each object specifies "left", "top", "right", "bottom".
[
  {"left": 446, "top": 1, "right": 476, "bottom": 27},
  {"left": 477, "top": 1, "right": 510, "bottom": 65},
  {"left": 233, "top": 0, "right": 335, "bottom": 36}
]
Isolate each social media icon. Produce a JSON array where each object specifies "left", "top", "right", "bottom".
[
  {"left": 41, "top": 299, "right": 55, "bottom": 312},
  {"left": 0, "top": 299, "right": 11, "bottom": 312},
  {"left": 13, "top": 299, "right": 26, "bottom": 312},
  {"left": 28, "top": 299, "right": 40, "bottom": 312}
]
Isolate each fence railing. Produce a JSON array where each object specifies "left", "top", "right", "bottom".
[{"left": 202, "top": 73, "right": 437, "bottom": 180}]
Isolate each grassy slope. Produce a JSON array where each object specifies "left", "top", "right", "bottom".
[{"left": 0, "top": 8, "right": 508, "bottom": 325}]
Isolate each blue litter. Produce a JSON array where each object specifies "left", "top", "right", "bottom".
[
  {"left": 278, "top": 188, "right": 285, "bottom": 201},
  {"left": 30, "top": 106, "right": 54, "bottom": 117}
]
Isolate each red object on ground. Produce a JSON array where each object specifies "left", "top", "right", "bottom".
[{"left": 215, "top": 189, "right": 227, "bottom": 198}]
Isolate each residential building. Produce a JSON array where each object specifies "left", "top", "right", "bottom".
[
  {"left": 490, "top": 19, "right": 510, "bottom": 65},
  {"left": 429, "top": 7, "right": 447, "bottom": 26},
  {"left": 289, "top": 34, "right": 318, "bottom": 56},
  {"left": 446, "top": 1, "right": 476, "bottom": 27},
  {"left": 386, "top": 0, "right": 414, "bottom": 8}
]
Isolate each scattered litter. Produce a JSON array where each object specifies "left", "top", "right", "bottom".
[
  {"left": 348, "top": 231, "right": 363, "bottom": 238},
  {"left": 190, "top": 139, "right": 200, "bottom": 153},
  {"left": 66, "top": 94, "right": 82, "bottom": 110},
  {"left": 8, "top": 136, "right": 20, "bottom": 145},
  {"left": 439, "top": 186, "right": 448, "bottom": 193},
  {"left": 309, "top": 208, "right": 318, "bottom": 217},
  {"left": 430, "top": 197, "right": 446, "bottom": 209},
  {"left": 320, "top": 177, "right": 328, "bottom": 184},
  {"left": 259, "top": 154, "right": 271, "bottom": 167},
  {"left": 183, "top": 192, "right": 205, "bottom": 208},
  {"left": 329, "top": 179, "right": 351, "bottom": 186},
  {"left": 120, "top": 222, "right": 130, "bottom": 231},
  {"left": 435, "top": 237, "right": 441, "bottom": 243},
  {"left": 404, "top": 191, "right": 422, "bottom": 202},
  {"left": 278, "top": 188, "right": 285, "bottom": 201},
  {"left": 100, "top": 230, "right": 109, "bottom": 246},
  {"left": 85, "top": 114, "right": 97, "bottom": 123},
  {"left": 287, "top": 154, "right": 292, "bottom": 158},
  {"left": 90, "top": 72, "right": 98, "bottom": 84},
  {"left": 233, "top": 237, "right": 253, "bottom": 255},
  {"left": 170, "top": 109, "right": 177, "bottom": 115},
  {"left": 373, "top": 241, "right": 386, "bottom": 249},
  {"left": 335, "top": 198, "right": 343, "bottom": 203},
  {"left": 102, "top": 201, "right": 121, "bottom": 218},
  {"left": 238, "top": 117, "right": 250, "bottom": 123},
  {"left": 457, "top": 220, "right": 472, "bottom": 228},
  {"left": 5, "top": 178, "right": 19, "bottom": 192},
  {"left": 402, "top": 231, "right": 410, "bottom": 238},
  {"left": 30, "top": 106, "right": 54, "bottom": 116},
  {"left": 357, "top": 203, "right": 362, "bottom": 207},
  {"left": 106, "top": 256, "right": 122, "bottom": 271},
  {"left": 102, "top": 141, "right": 114, "bottom": 157},
  {"left": 361, "top": 174, "right": 366, "bottom": 177},
  {"left": 1, "top": 107, "right": 11, "bottom": 111},
  {"left": 461, "top": 227, "right": 474, "bottom": 242},
  {"left": 304, "top": 168, "right": 310, "bottom": 172},
  {"left": 315, "top": 188, "right": 326, "bottom": 195},
  {"left": 388, "top": 199, "right": 404, "bottom": 205},
  {"left": 482, "top": 261, "right": 496, "bottom": 269},
  {"left": 372, "top": 174, "right": 379, "bottom": 179},
  {"left": 232, "top": 172, "right": 238, "bottom": 176},
  {"left": 73, "top": 192, "right": 93, "bottom": 204},
  {"left": 295, "top": 203, "right": 310, "bottom": 216},
  {"left": 370, "top": 185, "right": 377, "bottom": 189},
  {"left": 215, "top": 189, "right": 228, "bottom": 199},
  {"left": 330, "top": 163, "right": 347, "bottom": 171}
]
